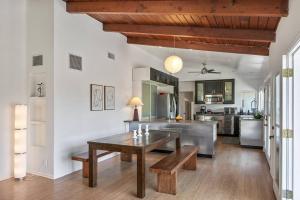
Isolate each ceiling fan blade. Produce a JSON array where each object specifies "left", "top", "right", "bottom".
[
  {"left": 188, "top": 71, "right": 202, "bottom": 73},
  {"left": 207, "top": 69, "right": 215, "bottom": 72},
  {"left": 208, "top": 71, "right": 221, "bottom": 74}
]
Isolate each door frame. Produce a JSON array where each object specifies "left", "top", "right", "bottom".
[
  {"left": 263, "top": 81, "right": 272, "bottom": 165},
  {"left": 271, "top": 73, "right": 282, "bottom": 199}
]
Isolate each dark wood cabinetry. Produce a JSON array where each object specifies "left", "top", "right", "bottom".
[
  {"left": 195, "top": 81, "right": 205, "bottom": 104},
  {"left": 223, "top": 79, "right": 235, "bottom": 104},
  {"left": 150, "top": 68, "right": 179, "bottom": 114},
  {"left": 195, "top": 79, "right": 235, "bottom": 104},
  {"left": 205, "top": 80, "right": 223, "bottom": 95}
]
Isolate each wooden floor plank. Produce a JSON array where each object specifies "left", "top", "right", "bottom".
[{"left": 0, "top": 140, "right": 275, "bottom": 200}]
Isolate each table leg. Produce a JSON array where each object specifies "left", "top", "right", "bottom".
[
  {"left": 176, "top": 137, "right": 181, "bottom": 150},
  {"left": 88, "top": 145, "right": 97, "bottom": 187},
  {"left": 136, "top": 150, "right": 145, "bottom": 198}
]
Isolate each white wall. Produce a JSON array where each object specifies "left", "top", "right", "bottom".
[
  {"left": 178, "top": 73, "right": 259, "bottom": 114},
  {"left": 26, "top": 0, "right": 55, "bottom": 179},
  {"left": 52, "top": 1, "right": 162, "bottom": 178},
  {"left": 268, "top": 0, "right": 300, "bottom": 77},
  {"left": 0, "top": 0, "right": 27, "bottom": 181}
]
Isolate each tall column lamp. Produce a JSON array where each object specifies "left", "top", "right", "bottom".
[
  {"left": 14, "top": 105, "right": 27, "bottom": 180},
  {"left": 128, "top": 97, "right": 144, "bottom": 121}
]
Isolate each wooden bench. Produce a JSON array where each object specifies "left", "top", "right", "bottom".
[
  {"left": 72, "top": 150, "right": 112, "bottom": 178},
  {"left": 149, "top": 145, "right": 198, "bottom": 195}
]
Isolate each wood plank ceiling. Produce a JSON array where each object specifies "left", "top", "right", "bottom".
[{"left": 64, "top": 0, "right": 289, "bottom": 56}]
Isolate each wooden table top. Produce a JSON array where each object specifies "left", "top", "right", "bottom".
[{"left": 87, "top": 130, "right": 179, "bottom": 150}]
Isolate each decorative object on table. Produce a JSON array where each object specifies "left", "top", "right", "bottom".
[
  {"left": 145, "top": 124, "right": 149, "bottom": 136},
  {"left": 132, "top": 130, "right": 138, "bottom": 139},
  {"left": 128, "top": 96, "right": 144, "bottom": 121},
  {"left": 104, "top": 86, "right": 115, "bottom": 110},
  {"left": 164, "top": 37, "right": 183, "bottom": 74},
  {"left": 35, "top": 82, "right": 45, "bottom": 97},
  {"left": 14, "top": 105, "right": 27, "bottom": 180},
  {"left": 90, "top": 84, "right": 103, "bottom": 111},
  {"left": 175, "top": 115, "right": 183, "bottom": 122},
  {"left": 138, "top": 124, "right": 143, "bottom": 137},
  {"left": 253, "top": 112, "right": 263, "bottom": 119}
]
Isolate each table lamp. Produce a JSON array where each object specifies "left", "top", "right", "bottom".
[{"left": 128, "top": 97, "right": 144, "bottom": 121}]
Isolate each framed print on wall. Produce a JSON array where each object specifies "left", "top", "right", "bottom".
[
  {"left": 90, "top": 84, "right": 103, "bottom": 111},
  {"left": 104, "top": 86, "right": 115, "bottom": 110}
]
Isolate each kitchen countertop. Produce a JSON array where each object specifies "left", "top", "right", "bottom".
[
  {"left": 240, "top": 118, "right": 263, "bottom": 121},
  {"left": 126, "top": 119, "right": 218, "bottom": 125},
  {"left": 126, "top": 119, "right": 218, "bottom": 156}
]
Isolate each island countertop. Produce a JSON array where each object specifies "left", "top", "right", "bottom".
[
  {"left": 126, "top": 119, "right": 218, "bottom": 157},
  {"left": 126, "top": 119, "right": 218, "bottom": 125}
]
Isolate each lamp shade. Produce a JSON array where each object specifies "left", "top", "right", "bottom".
[
  {"left": 14, "top": 130, "right": 27, "bottom": 153},
  {"left": 15, "top": 105, "right": 27, "bottom": 129},
  {"left": 14, "top": 154, "right": 26, "bottom": 179},
  {"left": 128, "top": 97, "right": 144, "bottom": 107},
  {"left": 164, "top": 55, "right": 183, "bottom": 74}
]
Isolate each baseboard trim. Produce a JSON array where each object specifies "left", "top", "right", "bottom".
[{"left": 28, "top": 171, "right": 54, "bottom": 179}]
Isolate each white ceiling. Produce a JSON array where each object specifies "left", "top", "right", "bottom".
[{"left": 136, "top": 45, "right": 269, "bottom": 81}]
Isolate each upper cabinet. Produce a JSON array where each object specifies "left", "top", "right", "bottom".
[
  {"left": 195, "top": 81, "right": 205, "bottom": 104},
  {"left": 223, "top": 79, "right": 235, "bottom": 104},
  {"left": 205, "top": 80, "right": 223, "bottom": 95},
  {"left": 195, "top": 79, "right": 235, "bottom": 104}
]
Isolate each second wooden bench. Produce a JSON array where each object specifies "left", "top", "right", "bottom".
[{"left": 149, "top": 145, "right": 198, "bottom": 195}]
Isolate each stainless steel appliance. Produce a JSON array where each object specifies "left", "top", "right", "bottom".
[
  {"left": 224, "top": 107, "right": 235, "bottom": 115},
  {"left": 204, "top": 94, "right": 224, "bottom": 104},
  {"left": 240, "top": 118, "right": 263, "bottom": 147},
  {"left": 200, "top": 106, "right": 206, "bottom": 114},
  {"left": 224, "top": 107, "right": 236, "bottom": 135},
  {"left": 157, "top": 93, "right": 177, "bottom": 119}
]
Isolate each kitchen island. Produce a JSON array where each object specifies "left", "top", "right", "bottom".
[{"left": 127, "top": 120, "right": 217, "bottom": 157}]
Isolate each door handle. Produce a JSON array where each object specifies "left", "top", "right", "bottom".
[{"left": 269, "top": 135, "right": 274, "bottom": 139}]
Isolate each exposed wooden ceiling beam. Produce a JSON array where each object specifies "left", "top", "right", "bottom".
[
  {"left": 127, "top": 37, "right": 269, "bottom": 56},
  {"left": 103, "top": 24, "right": 276, "bottom": 42},
  {"left": 65, "top": 0, "right": 288, "bottom": 17}
]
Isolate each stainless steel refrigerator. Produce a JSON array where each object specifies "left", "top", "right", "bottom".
[{"left": 157, "top": 93, "right": 177, "bottom": 119}]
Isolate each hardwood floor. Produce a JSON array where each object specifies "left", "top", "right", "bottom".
[{"left": 0, "top": 139, "right": 275, "bottom": 200}]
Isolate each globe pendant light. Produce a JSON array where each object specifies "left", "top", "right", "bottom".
[{"left": 164, "top": 37, "right": 183, "bottom": 74}]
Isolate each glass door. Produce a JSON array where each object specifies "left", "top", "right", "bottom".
[
  {"left": 273, "top": 74, "right": 281, "bottom": 197},
  {"left": 264, "top": 83, "right": 272, "bottom": 163},
  {"left": 291, "top": 45, "right": 300, "bottom": 200}
]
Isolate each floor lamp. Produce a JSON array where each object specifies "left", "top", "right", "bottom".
[{"left": 14, "top": 105, "right": 27, "bottom": 180}]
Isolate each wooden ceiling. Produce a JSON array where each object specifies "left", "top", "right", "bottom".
[{"left": 65, "top": 0, "right": 289, "bottom": 56}]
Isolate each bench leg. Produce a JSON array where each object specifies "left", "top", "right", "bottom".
[
  {"left": 121, "top": 153, "right": 132, "bottom": 162},
  {"left": 157, "top": 172, "right": 177, "bottom": 195},
  {"left": 183, "top": 153, "right": 197, "bottom": 170},
  {"left": 82, "top": 161, "right": 89, "bottom": 178}
]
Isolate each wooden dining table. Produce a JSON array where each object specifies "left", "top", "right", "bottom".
[{"left": 87, "top": 130, "right": 181, "bottom": 198}]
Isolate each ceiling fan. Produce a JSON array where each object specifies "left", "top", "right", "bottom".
[{"left": 188, "top": 63, "right": 221, "bottom": 75}]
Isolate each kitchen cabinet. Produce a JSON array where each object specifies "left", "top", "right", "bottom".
[
  {"left": 223, "top": 79, "right": 235, "bottom": 104},
  {"left": 195, "top": 79, "right": 235, "bottom": 104},
  {"left": 149, "top": 68, "right": 179, "bottom": 114},
  {"left": 195, "top": 81, "right": 205, "bottom": 104},
  {"left": 205, "top": 80, "right": 223, "bottom": 95}
]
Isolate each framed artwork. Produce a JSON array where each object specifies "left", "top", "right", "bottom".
[
  {"left": 90, "top": 84, "right": 103, "bottom": 111},
  {"left": 104, "top": 86, "right": 115, "bottom": 110}
]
